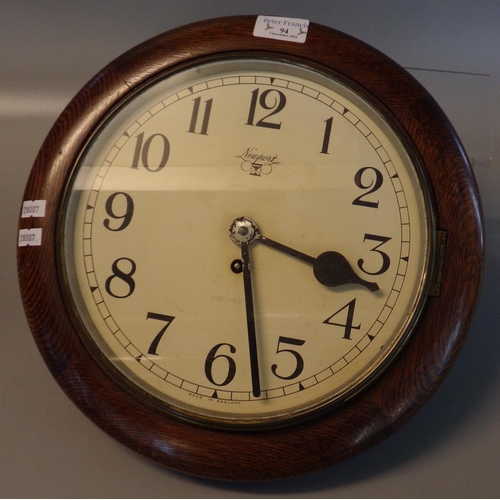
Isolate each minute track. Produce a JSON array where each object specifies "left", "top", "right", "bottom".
[{"left": 70, "top": 56, "right": 426, "bottom": 428}]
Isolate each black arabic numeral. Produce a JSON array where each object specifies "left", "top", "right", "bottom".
[
  {"left": 188, "top": 97, "right": 213, "bottom": 135},
  {"left": 105, "top": 257, "right": 136, "bottom": 298},
  {"left": 320, "top": 117, "right": 334, "bottom": 154},
  {"left": 103, "top": 192, "right": 134, "bottom": 231},
  {"left": 205, "top": 343, "right": 237, "bottom": 386},
  {"left": 358, "top": 234, "right": 392, "bottom": 275},
  {"left": 131, "top": 132, "right": 170, "bottom": 172},
  {"left": 246, "top": 88, "right": 286, "bottom": 129},
  {"left": 271, "top": 336, "right": 306, "bottom": 380},
  {"left": 352, "top": 167, "right": 383, "bottom": 208},
  {"left": 146, "top": 312, "right": 175, "bottom": 355},
  {"left": 323, "top": 299, "right": 361, "bottom": 340}
]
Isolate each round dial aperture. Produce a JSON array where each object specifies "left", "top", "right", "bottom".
[{"left": 62, "top": 57, "right": 431, "bottom": 427}]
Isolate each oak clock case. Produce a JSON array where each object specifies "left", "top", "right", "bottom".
[{"left": 18, "top": 17, "right": 483, "bottom": 481}]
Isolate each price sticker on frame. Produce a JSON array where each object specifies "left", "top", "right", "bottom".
[
  {"left": 18, "top": 228, "right": 42, "bottom": 247},
  {"left": 253, "top": 16, "right": 309, "bottom": 43}
]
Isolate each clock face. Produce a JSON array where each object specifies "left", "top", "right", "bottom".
[{"left": 61, "top": 56, "right": 432, "bottom": 427}]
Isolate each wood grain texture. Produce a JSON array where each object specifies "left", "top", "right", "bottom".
[{"left": 17, "top": 16, "right": 484, "bottom": 481}]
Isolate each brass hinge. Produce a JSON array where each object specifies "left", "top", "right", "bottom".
[{"left": 428, "top": 230, "right": 447, "bottom": 297}]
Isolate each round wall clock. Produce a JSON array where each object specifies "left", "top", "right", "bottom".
[{"left": 18, "top": 15, "right": 484, "bottom": 481}]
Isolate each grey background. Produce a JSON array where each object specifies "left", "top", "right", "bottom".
[{"left": 2, "top": 1, "right": 499, "bottom": 497}]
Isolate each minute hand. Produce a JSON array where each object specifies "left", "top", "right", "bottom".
[
  {"left": 257, "top": 235, "right": 379, "bottom": 292},
  {"left": 240, "top": 241, "right": 261, "bottom": 398}
]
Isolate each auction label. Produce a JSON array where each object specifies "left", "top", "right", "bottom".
[
  {"left": 253, "top": 16, "right": 309, "bottom": 43},
  {"left": 21, "top": 200, "right": 46, "bottom": 218},
  {"left": 18, "top": 228, "right": 42, "bottom": 247}
]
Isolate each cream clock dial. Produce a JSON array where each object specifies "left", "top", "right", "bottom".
[{"left": 62, "top": 58, "right": 431, "bottom": 426}]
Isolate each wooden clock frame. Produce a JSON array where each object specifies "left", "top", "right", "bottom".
[{"left": 18, "top": 16, "right": 484, "bottom": 481}]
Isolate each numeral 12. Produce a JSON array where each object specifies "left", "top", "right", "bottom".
[{"left": 246, "top": 88, "right": 286, "bottom": 129}]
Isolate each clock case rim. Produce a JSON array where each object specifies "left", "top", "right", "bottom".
[{"left": 18, "top": 15, "right": 484, "bottom": 481}]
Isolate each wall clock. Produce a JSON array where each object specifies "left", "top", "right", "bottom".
[{"left": 18, "top": 15, "right": 484, "bottom": 481}]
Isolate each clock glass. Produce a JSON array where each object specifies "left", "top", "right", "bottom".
[{"left": 61, "top": 56, "right": 433, "bottom": 428}]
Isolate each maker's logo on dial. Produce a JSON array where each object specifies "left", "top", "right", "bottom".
[{"left": 236, "top": 147, "right": 280, "bottom": 176}]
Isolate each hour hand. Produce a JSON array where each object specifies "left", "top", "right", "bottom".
[
  {"left": 312, "top": 251, "right": 379, "bottom": 292},
  {"left": 228, "top": 216, "right": 379, "bottom": 292},
  {"left": 258, "top": 236, "right": 379, "bottom": 292}
]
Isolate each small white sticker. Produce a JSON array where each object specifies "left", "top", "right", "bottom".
[
  {"left": 18, "top": 228, "right": 42, "bottom": 247},
  {"left": 21, "top": 200, "right": 46, "bottom": 218},
  {"left": 253, "top": 16, "right": 309, "bottom": 43}
]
